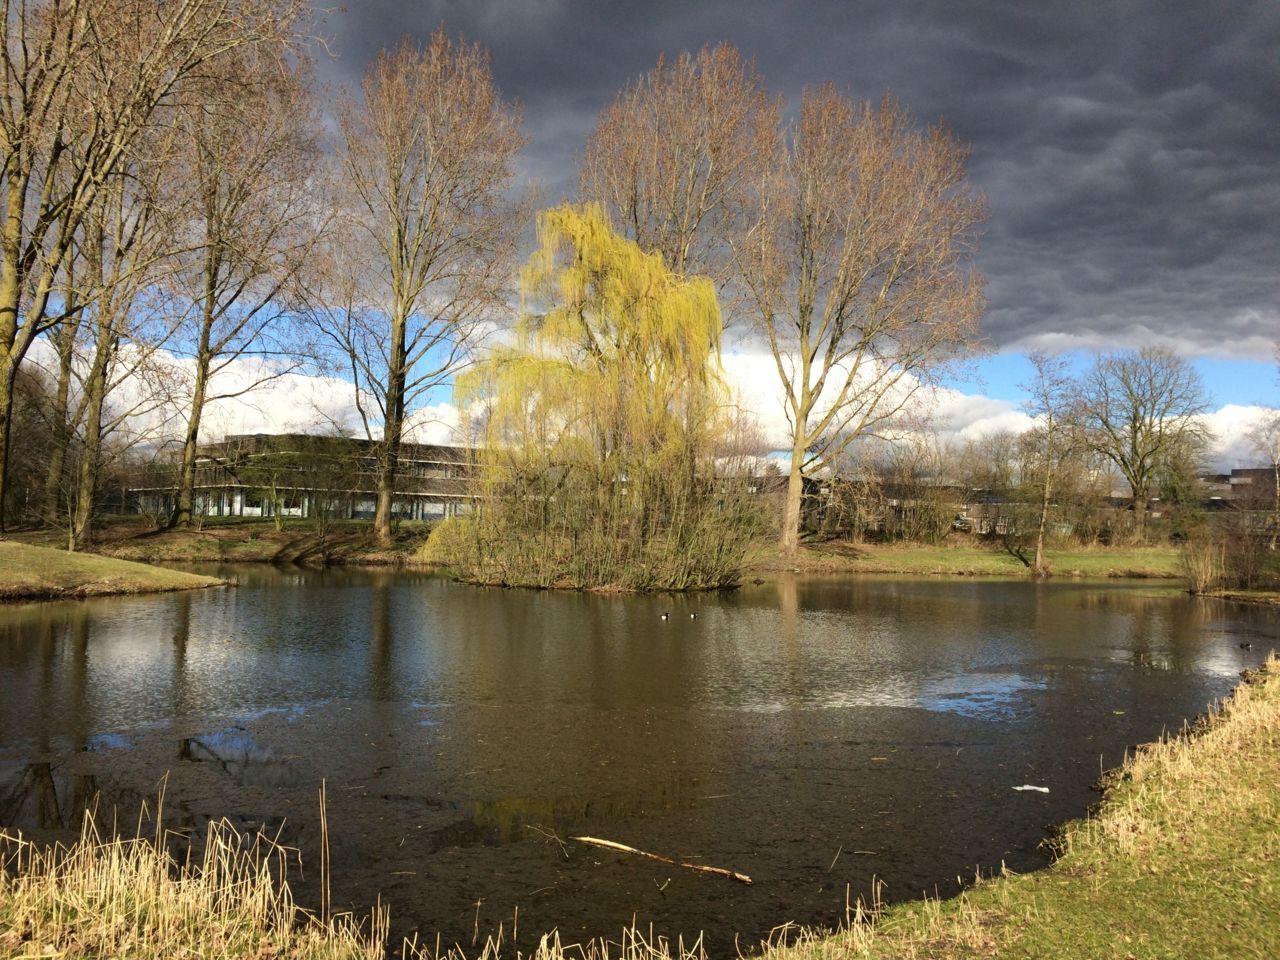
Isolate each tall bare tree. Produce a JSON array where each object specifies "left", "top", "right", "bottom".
[
  {"left": 40, "top": 265, "right": 82, "bottom": 521},
  {"left": 65, "top": 143, "right": 182, "bottom": 547},
  {"left": 1021, "top": 351, "right": 1077, "bottom": 576},
  {"left": 329, "top": 29, "right": 525, "bottom": 547},
  {"left": 580, "top": 42, "right": 778, "bottom": 297},
  {"left": 736, "top": 90, "right": 986, "bottom": 555},
  {"left": 1076, "top": 346, "right": 1210, "bottom": 541},
  {"left": 168, "top": 44, "right": 322, "bottom": 528},
  {"left": 0, "top": 0, "right": 307, "bottom": 530}
]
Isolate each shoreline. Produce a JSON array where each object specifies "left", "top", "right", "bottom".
[
  {"left": 745, "top": 540, "right": 1185, "bottom": 580},
  {"left": 0, "top": 540, "right": 225, "bottom": 603},
  {"left": 12, "top": 528, "right": 1280, "bottom": 610}
]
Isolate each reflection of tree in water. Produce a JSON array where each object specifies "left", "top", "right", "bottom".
[
  {"left": 0, "top": 762, "right": 99, "bottom": 831},
  {"left": 369, "top": 574, "right": 393, "bottom": 702},
  {"left": 1072, "top": 589, "right": 1213, "bottom": 671},
  {"left": 172, "top": 589, "right": 192, "bottom": 712},
  {"left": 0, "top": 606, "right": 107, "bottom": 832}
]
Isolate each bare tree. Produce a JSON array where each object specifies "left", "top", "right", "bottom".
[
  {"left": 580, "top": 42, "right": 778, "bottom": 299},
  {"left": 0, "top": 0, "right": 308, "bottom": 530},
  {"left": 1021, "top": 351, "right": 1077, "bottom": 576},
  {"left": 65, "top": 142, "right": 183, "bottom": 547},
  {"left": 328, "top": 29, "right": 525, "bottom": 547},
  {"left": 735, "top": 90, "right": 986, "bottom": 555},
  {"left": 168, "top": 44, "right": 322, "bottom": 528},
  {"left": 1075, "top": 346, "right": 1210, "bottom": 541},
  {"left": 954, "top": 429, "right": 1022, "bottom": 493},
  {"left": 40, "top": 267, "right": 82, "bottom": 522}
]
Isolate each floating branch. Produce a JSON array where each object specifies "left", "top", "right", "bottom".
[{"left": 570, "top": 835, "right": 753, "bottom": 885}]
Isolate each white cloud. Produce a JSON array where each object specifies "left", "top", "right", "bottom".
[
  {"left": 192, "top": 359, "right": 369, "bottom": 439},
  {"left": 718, "top": 348, "right": 1034, "bottom": 451},
  {"left": 1202, "top": 404, "right": 1278, "bottom": 470},
  {"left": 24, "top": 336, "right": 1278, "bottom": 470},
  {"left": 402, "top": 402, "right": 465, "bottom": 445}
]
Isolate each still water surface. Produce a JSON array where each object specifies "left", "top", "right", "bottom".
[{"left": 1, "top": 568, "right": 1276, "bottom": 950}]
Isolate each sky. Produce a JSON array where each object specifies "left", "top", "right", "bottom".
[{"left": 211, "top": 0, "right": 1279, "bottom": 463}]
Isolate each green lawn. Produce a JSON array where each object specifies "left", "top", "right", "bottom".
[
  {"left": 10, "top": 517, "right": 434, "bottom": 566},
  {"left": 751, "top": 541, "right": 1184, "bottom": 579},
  {"left": 0, "top": 540, "right": 222, "bottom": 601}
]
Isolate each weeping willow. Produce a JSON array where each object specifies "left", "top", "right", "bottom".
[{"left": 426, "top": 204, "right": 760, "bottom": 590}]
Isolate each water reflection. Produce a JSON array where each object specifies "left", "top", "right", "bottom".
[
  {"left": 178, "top": 728, "right": 303, "bottom": 789},
  {"left": 0, "top": 570, "right": 1275, "bottom": 951},
  {"left": 0, "top": 762, "right": 97, "bottom": 830}
]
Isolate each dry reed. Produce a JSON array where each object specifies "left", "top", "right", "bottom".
[{"left": 0, "top": 811, "right": 387, "bottom": 960}]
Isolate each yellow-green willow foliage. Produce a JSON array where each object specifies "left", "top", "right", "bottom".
[{"left": 426, "top": 204, "right": 762, "bottom": 590}]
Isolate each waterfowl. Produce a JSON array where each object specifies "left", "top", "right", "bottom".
[
  {"left": 689, "top": 612, "right": 698, "bottom": 620},
  {"left": 1239, "top": 642, "right": 1252, "bottom": 650},
  {"left": 660, "top": 612, "right": 670, "bottom": 621}
]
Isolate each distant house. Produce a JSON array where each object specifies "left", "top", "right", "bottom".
[
  {"left": 127, "top": 433, "right": 473, "bottom": 521},
  {"left": 1225, "top": 466, "right": 1278, "bottom": 500}
]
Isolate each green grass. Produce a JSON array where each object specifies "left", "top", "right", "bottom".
[
  {"left": 0, "top": 540, "right": 222, "bottom": 601},
  {"left": 750, "top": 541, "right": 1184, "bottom": 579},
  {"left": 10, "top": 518, "right": 435, "bottom": 566}
]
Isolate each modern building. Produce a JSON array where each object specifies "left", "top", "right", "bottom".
[{"left": 128, "top": 433, "right": 472, "bottom": 521}]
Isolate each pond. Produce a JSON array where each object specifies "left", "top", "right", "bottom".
[{"left": 0, "top": 568, "right": 1276, "bottom": 952}]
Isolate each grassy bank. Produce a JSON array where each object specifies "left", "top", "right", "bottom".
[
  {"left": 0, "top": 541, "right": 222, "bottom": 601},
  {"left": 1205, "top": 589, "right": 1280, "bottom": 607},
  {"left": 10, "top": 521, "right": 1188, "bottom": 583},
  {"left": 749, "top": 541, "right": 1183, "bottom": 580},
  {"left": 9, "top": 518, "right": 433, "bottom": 566},
  {"left": 3, "top": 660, "right": 1276, "bottom": 959}
]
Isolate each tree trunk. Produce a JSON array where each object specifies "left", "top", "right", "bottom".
[
  {"left": 1270, "top": 463, "right": 1278, "bottom": 552},
  {"left": 69, "top": 330, "right": 112, "bottom": 549},
  {"left": 1130, "top": 482, "right": 1148, "bottom": 542},
  {"left": 172, "top": 354, "right": 211, "bottom": 529},
  {"left": 1033, "top": 471, "right": 1052, "bottom": 577},
  {"left": 373, "top": 437, "right": 399, "bottom": 547},
  {"left": 42, "top": 319, "right": 79, "bottom": 524},
  {"left": 780, "top": 439, "right": 805, "bottom": 557},
  {"left": 0, "top": 351, "right": 16, "bottom": 531},
  {"left": 374, "top": 311, "right": 408, "bottom": 548},
  {"left": 0, "top": 164, "right": 23, "bottom": 531}
]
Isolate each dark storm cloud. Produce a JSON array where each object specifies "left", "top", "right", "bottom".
[{"left": 318, "top": 0, "right": 1280, "bottom": 357}]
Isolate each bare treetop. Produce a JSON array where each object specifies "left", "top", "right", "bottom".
[
  {"left": 581, "top": 42, "right": 779, "bottom": 296},
  {"left": 339, "top": 29, "right": 525, "bottom": 333},
  {"left": 1076, "top": 345, "right": 1211, "bottom": 539}
]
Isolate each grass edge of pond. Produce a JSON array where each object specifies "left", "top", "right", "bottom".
[
  {"left": 0, "top": 541, "right": 223, "bottom": 602},
  {"left": 3, "top": 655, "right": 1277, "bottom": 960}
]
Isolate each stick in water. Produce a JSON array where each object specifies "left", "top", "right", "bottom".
[{"left": 571, "top": 835, "right": 753, "bottom": 885}]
